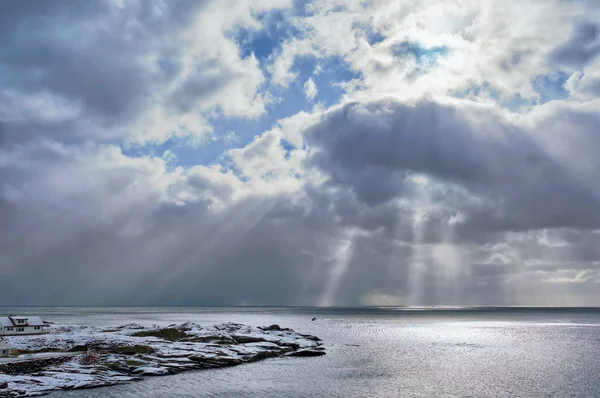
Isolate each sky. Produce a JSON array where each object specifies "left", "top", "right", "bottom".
[{"left": 1, "top": 0, "right": 600, "bottom": 307}]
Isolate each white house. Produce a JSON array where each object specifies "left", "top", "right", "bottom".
[
  {"left": 0, "top": 315, "right": 47, "bottom": 336},
  {"left": 0, "top": 339, "right": 10, "bottom": 358}
]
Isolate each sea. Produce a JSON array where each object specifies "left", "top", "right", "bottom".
[{"left": 2, "top": 307, "right": 600, "bottom": 397}]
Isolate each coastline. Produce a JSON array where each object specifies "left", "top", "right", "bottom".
[{"left": 0, "top": 322, "right": 325, "bottom": 397}]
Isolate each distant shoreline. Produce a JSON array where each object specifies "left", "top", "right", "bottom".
[{"left": 1, "top": 305, "right": 600, "bottom": 312}]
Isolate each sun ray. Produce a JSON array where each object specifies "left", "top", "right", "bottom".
[{"left": 319, "top": 232, "right": 355, "bottom": 307}]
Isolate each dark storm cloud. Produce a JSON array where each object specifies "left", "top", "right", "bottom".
[
  {"left": 304, "top": 99, "right": 600, "bottom": 236},
  {"left": 0, "top": 0, "right": 237, "bottom": 144},
  {"left": 0, "top": 141, "right": 495, "bottom": 307},
  {"left": 0, "top": 143, "right": 346, "bottom": 306},
  {"left": 550, "top": 20, "right": 600, "bottom": 68},
  {"left": 1, "top": 118, "right": 599, "bottom": 306}
]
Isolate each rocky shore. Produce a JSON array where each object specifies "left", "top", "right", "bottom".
[{"left": 0, "top": 322, "right": 325, "bottom": 397}]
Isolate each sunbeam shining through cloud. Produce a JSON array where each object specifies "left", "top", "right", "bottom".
[{"left": 1, "top": 0, "right": 600, "bottom": 306}]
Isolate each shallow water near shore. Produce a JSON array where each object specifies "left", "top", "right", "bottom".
[{"left": 2, "top": 306, "right": 600, "bottom": 397}]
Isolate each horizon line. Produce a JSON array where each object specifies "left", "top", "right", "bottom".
[{"left": 1, "top": 305, "right": 600, "bottom": 310}]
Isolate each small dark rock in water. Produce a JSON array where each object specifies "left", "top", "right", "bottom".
[
  {"left": 259, "top": 324, "right": 292, "bottom": 332},
  {"left": 299, "top": 333, "right": 321, "bottom": 342},
  {"left": 0, "top": 382, "right": 8, "bottom": 389},
  {"left": 286, "top": 349, "right": 326, "bottom": 357},
  {"left": 311, "top": 317, "right": 317, "bottom": 321}
]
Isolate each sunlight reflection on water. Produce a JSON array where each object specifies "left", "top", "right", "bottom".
[{"left": 2, "top": 307, "right": 598, "bottom": 397}]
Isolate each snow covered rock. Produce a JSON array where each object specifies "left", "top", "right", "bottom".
[{"left": 0, "top": 322, "right": 324, "bottom": 397}]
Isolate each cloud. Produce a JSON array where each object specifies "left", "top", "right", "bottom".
[
  {"left": 550, "top": 20, "right": 600, "bottom": 68},
  {"left": 264, "top": 0, "right": 600, "bottom": 104},
  {"left": 2, "top": 103, "right": 600, "bottom": 306},
  {"left": 304, "top": 78, "right": 318, "bottom": 101},
  {"left": 0, "top": 141, "right": 329, "bottom": 305},
  {"left": 304, "top": 98, "right": 600, "bottom": 234},
  {"left": 0, "top": 0, "right": 289, "bottom": 146},
  {"left": 1, "top": 0, "right": 600, "bottom": 306},
  {"left": 566, "top": 70, "right": 600, "bottom": 99}
]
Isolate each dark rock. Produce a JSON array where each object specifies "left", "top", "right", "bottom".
[
  {"left": 0, "top": 357, "right": 71, "bottom": 375},
  {"left": 286, "top": 349, "right": 326, "bottom": 357},
  {"left": 299, "top": 334, "right": 321, "bottom": 342},
  {"left": 232, "top": 335, "right": 268, "bottom": 344},
  {"left": 131, "top": 328, "right": 188, "bottom": 341},
  {"left": 189, "top": 355, "right": 243, "bottom": 367},
  {"left": 109, "top": 345, "right": 156, "bottom": 355},
  {"left": 276, "top": 341, "right": 300, "bottom": 350},
  {"left": 259, "top": 324, "right": 292, "bottom": 332},
  {"left": 244, "top": 349, "right": 284, "bottom": 362},
  {"left": 187, "top": 335, "right": 235, "bottom": 344}
]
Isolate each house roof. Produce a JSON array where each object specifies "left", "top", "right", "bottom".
[{"left": 0, "top": 316, "right": 45, "bottom": 327}]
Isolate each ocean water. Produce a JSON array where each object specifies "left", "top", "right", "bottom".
[{"left": 3, "top": 307, "right": 600, "bottom": 397}]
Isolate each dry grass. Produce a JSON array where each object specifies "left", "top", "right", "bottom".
[{"left": 78, "top": 349, "right": 102, "bottom": 365}]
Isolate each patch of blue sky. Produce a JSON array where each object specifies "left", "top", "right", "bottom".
[
  {"left": 121, "top": 136, "right": 202, "bottom": 168},
  {"left": 212, "top": 55, "right": 358, "bottom": 155},
  {"left": 367, "top": 31, "right": 386, "bottom": 45},
  {"left": 502, "top": 71, "right": 569, "bottom": 110},
  {"left": 233, "top": 8, "right": 306, "bottom": 65},
  {"left": 292, "top": 0, "right": 316, "bottom": 17},
  {"left": 121, "top": 85, "right": 306, "bottom": 169},
  {"left": 312, "top": 56, "right": 362, "bottom": 107},
  {"left": 122, "top": 53, "right": 361, "bottom": 171},
  {"left": 352, "top": 22, "right": 386, "bottom": 45},
  {"left": 293, "top": 0, "right": 353, "bottom": 16},
  {"left": 280, "top": 138, "right": 295, "bottom": 160},
  {"left": 531, "top": 71, "right": 570, "bottom": 103},
  {"left": 450, "top": 81, "right": 501, "bottom": 100},
  {"left": 392, "top": 41, "right": 449, "bottom": 69},
  {"left": 360, "top": 0, "right": 375, "bottom": 8},
  {"left": 217, "top": 154, "right": 250, "bottom": 182}
]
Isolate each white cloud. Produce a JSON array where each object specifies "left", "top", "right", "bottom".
[
  {"left": 267, "top": 0, "right": 600, "bottom": 105},
  {"left": 162, "top": 149, "right": 177, "bottom": 165},
  {"left": 304, "top": 78, "right": 318, "bottom": 101},
  {"left": 268, "top": 38, "right": 316, "bottom": 87},
  {"left": 0, "top": 0, "right": 294, "bottom": 145}
]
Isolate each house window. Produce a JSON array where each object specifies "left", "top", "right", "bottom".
[
  {"left": 17, "top": 327, "right": 24, "bottom": 332},
  {"left": 6, "top": 327, "right": 13, "bottom": 331},
  {"left": 34, "top": 326, "right": 40, "bottom": 330},
  {"left": 1, "top": 350, "right": 6, "bottom": 354}
]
